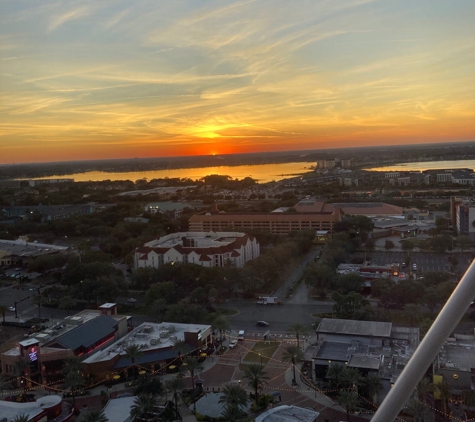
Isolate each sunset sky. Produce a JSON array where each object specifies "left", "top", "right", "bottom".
[{"left": 1, "top": 0, "right": 474, "bottom": 164}]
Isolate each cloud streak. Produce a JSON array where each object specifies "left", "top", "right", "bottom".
[{"left": 0, "top": 0, "right": 474, "bottom": 163}]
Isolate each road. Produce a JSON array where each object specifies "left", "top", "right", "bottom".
[
  {"left": 273, "top": 246, "right": 322, "bottom": 303},
  {"left": 0, "top": 283, "right": 70, "bottom": 324},
  {"left": 220, "top": 301, "right": 332, "bottom": 333}
]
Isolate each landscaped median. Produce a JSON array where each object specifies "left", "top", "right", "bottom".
[{"left": 241, "top": 341, "right": 280, "bottom": 365}]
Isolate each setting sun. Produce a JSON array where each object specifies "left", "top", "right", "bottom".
[{"left": 1, "top": 0, "right": 474, "bottom": 164}]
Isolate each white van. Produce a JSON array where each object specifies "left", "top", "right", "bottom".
[{"left": 238, "top": 330, "right": 245, "bottom": 341}]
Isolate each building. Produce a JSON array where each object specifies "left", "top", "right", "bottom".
[
  {"left": 1, "top": 204, "right": 93, "bottom": 222},
  {"left": 431, "top": 332, "right": 475, "bottom": 402},
  {"left": 255, "top": 405, "right": 319, "bottom": 422},
  {"left": 118, "top": 185, "right": 197, "bottom": 197},
  {"left": 0, "top": 395, "right": 73, "bottom": 422},
  {"left": 83, "top": 322, "right": 212, "bottom": 381},
  {"left": 27, "top": 178, "right": 74, "bottom": 187},
  {"left": 103, "top": 396, "right": 136, "bottom": 422},
  {"left": 144, "top": 201, "right": 189, "bottom": 218},
  {"left": 293, "top": 200, "right": 404, "bottom": 218},
  {"left": 312, "top": 318, "right": 419, "bottom": 386},
  {"left": 423, "top": 168, "right": 475, "bottom": 185},
  {"left": 455, "top": 200, "right": 475, "bottom": 239},
  {"left": 0, "top": 239, "right": 69, "bottom": 267},
  {"left": 0, "top": 250, "right": 12, "bottom": 266},
  {"left": 316, "top": 159, "right": 336, "bottom": 169},
  {"left": 1, "top": 304, "right": 128, "bottom": 385},
  {"left": 134, "top": 231, "right": 260, "bottom": 269},
  {"left": 188, "top": 204, "right": 341, "bottom": 234}
]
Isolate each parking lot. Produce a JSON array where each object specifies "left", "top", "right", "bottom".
[{"left": 370, "top": 251, "right": 472, "bottom": 274}]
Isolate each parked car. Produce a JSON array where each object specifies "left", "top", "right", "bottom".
[
  {"left": 8, "top": 306, "right": 15, "bottom": 312},
  {"left": 229, "top": 340, "right": 238, "bottom": 348},
  {"left": 256, "top": 321, "right": 269, "bottom": 327},
  {"left": 127, "top": 298, "right": 137, "bottom": 303}
]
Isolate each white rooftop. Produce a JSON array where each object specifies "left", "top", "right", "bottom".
[
  {"left": 0, "top": 395, "right": 62, "bottom": 421},
  {"left": 83, "top": 321, "right": 211, "bottom": 364},
  {"left": 19, "top": 338, "right": 40, "bottom": 347},
  {"left": 103, "top": 396, "right": 136, "bottom": 422},
  {"left": 255, "top": 405, "right": 319, "bottom": 422}
]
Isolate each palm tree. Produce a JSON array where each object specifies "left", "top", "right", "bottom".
[
  {"left": 219, "top": 384, "right": 248, "bottom": 409},
  {"left": 82, "top": 409, "right": 109, "bottom": 422},
  {"left": 134, "top": 376, "right": 163, "bottom": 397},
  {"left": 287, "top": 323, "right": 309, "bottom": 349},
  {"left": 416, "top": 377, "right": 435, "bottom": 406},
  {"left": 0, "top": 305, "right": 6, "bottom": 323},
  {"left": 32, "top": 293, "right": 47, "bottom": 325},
  {"left": 14, "top": 359, "right": 30, "bottom": 393},
  {"left": 149, "top": 298, "right": 167, "bottom": 322},
  {"left": 243, "top": 363, "right": 269, "bottom": 404},
  {"left": 0, "top": 374, "right": 12, "bottom": 397},
  {"left": 435, "top": 379, "right": 451, "bottom": 415},
  {"left": 405, "top": 396, "right": 432, "bottom": 422},
  {"left": 124, "top": 344, "right": 144, "bottom": 379},
  {"left": 362, "top": 374, "right": 383, "bottom": 404},
  {"left": 62, "top": 356, "right": 82, "bottom": 377},
  {"left": 221, "top": 404, "right": 245, "bottom": 422},
  {"left": 12, "top": 415, "right": 29, "bottom": 422},
  {"left": 341, "top": 367, "right": 363, "bottom": 392},
  {"left": 58, "top": 296, "right": 77, "bottom": 316},
  {"left": 64, "top": 371, "right": 85, "bottom": 409},
  {"left": 338, "top": 390, "right": 358, "bottom": 422},
  {"left": 172, "top": 340, "right": 191, "bottom": 362},
  {"left": 212, "top": 315, "right": 230, "bottom": 342},
  {"left": 404, "top": 303, "right": 421, "bottom": 328},
  {"left": 183, "top": 356, "right": 204, "bottom": 389},
  {"left": 282, "top": 345, "right": 304, "bottom": 384},
  {"left": 165, "top": 376, "right": 185, "bottom": 415},
  {"left": 326, "top": 363, "right": 345, "bottom": 389},
  {"left": 130, "top": 393, "right": 158, "bottom": 422}
]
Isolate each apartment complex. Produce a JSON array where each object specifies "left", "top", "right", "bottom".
[{"left": 134, "top": 231, "right": 260, "bottom": 269}]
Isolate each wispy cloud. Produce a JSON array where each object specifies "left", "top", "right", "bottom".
[
  {"left": 48, "top": 6, "right": 92, "bottom": 32},
  {"left": 1, "top": 0, "right": 474, "bottom": 163}
]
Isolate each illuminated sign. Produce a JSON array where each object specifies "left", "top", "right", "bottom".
[{"left": 29, "top": 347, "right": 38, "bottom": 362}]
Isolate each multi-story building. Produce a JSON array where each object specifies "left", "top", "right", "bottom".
[
  {"left": 316, "top": 159, "right": 336, "bottom": 169},
  {"left": 189, "top": 204, "right": 342, "bottom": 235},
  {"left": 134, "top": 231, "right": 260, "bottom": 269},
  {"left": 1, "top": 204, "right": 93, "bottom": 222},
  {"left": 455, "top": 200, "right": 475, "bottom": 239}
]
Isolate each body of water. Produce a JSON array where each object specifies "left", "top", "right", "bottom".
[
  {"left": 29, "top": 162, "right": 316, "bottom": 184},
  {"left": 367, "top": 159, "right": 475, "bottom": 172}
]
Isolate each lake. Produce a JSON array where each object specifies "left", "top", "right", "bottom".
[
  {"left": 367, "top": 159, "right": 475, "bottom": 172},
  {"left": 31, "top": 162, "right": 316, "bottom": 184}
]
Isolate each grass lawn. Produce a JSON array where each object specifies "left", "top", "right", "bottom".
[{"left": 243, "top": 341, "right": 280, "bottom": 364}]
